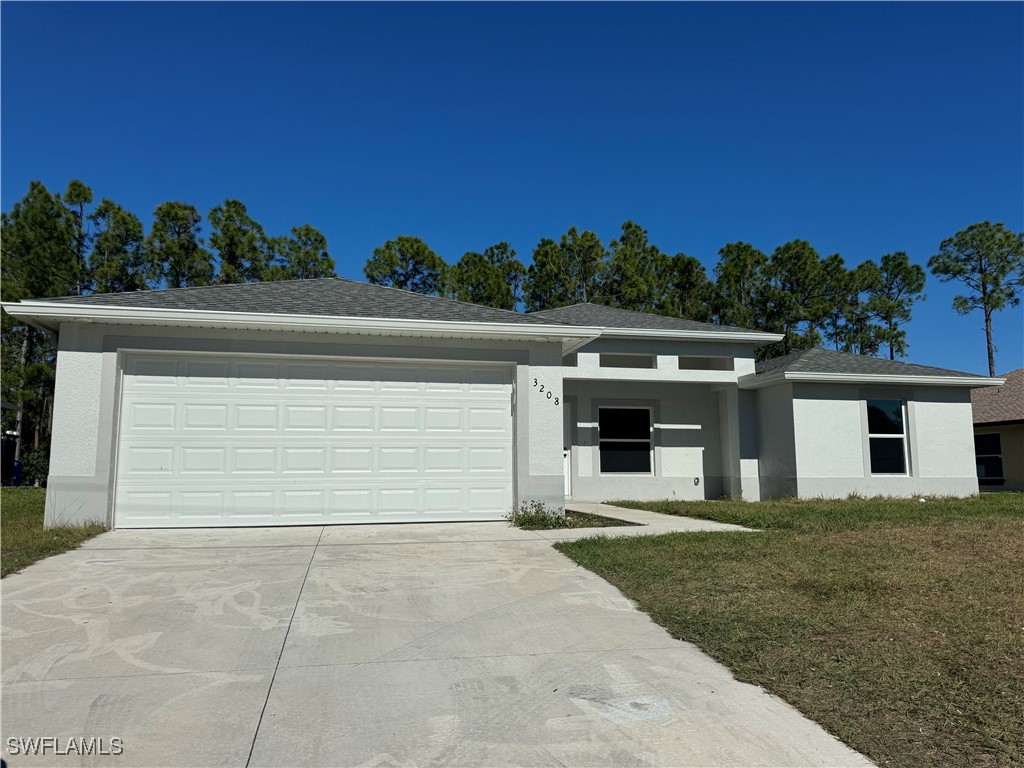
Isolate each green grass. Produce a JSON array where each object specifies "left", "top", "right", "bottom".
[
  {"left": 1, "top": 488, "right": 106, "bottom": 577},
  {"left": 558, "top": 494, "right": 1024, "bottom": 768}
]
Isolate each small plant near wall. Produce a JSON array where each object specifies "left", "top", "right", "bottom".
[
  {"left": 506, "top": 500, "right": 634, "bottom": 530},
  {"left": 507, "top": 499, "right": 565, "bottom": 529}
]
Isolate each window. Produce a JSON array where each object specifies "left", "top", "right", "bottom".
[
  {"left": 866, "top": 399, "right": 908, "bottom": 474},
  {"left": 974, "top": 433, "right": 1004, "bottom": 485},
  {"left": 599, "top": 407, "right": 652, "bottom": 473},
  {"left": 677, "top": 356, "right": 734, "bottom": 371},
  {"left": 599, "top": 354, "right": 654, "bottom": 369}
]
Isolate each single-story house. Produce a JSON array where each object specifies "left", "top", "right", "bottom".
[
  {"left": 971, "top": 368, "right": 1023, "bottom": 491},
  {"left": 2, "top": 278, "right": 1004, "bottom": 529}
]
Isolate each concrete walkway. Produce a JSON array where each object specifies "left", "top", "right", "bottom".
[
  {"left": 559, "top": 501, "right": 753, "bottom": 539},
  {"left": 2, "top": 522, "right": 869, "bottom": 767}
]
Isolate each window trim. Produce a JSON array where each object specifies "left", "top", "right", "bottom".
[
  {"left": 597, "top": 405, "right": 654, "bottom": 476},
  {"left": 866, "top": 399, "right": 910, "bottom": 477}
]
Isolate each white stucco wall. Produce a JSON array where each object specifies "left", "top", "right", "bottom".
[
  {"left": 792, "top": 389, "right": 864, "bottom": 479},
  {"left": 755, "top": 383, "right": 797, "bottom": 499},
  {"left": 44, "top": 322, "right": 566, "bottom": 528},
  {"left": 564, "top": 379, "right": 725, "bottom": 502},
  {"left": 49, "top": 328, "right": 103, "bottom": 477},
  {"left": 521, "top": 345, "right": 567, "bottom": 509},
  {"left": 789, "top": 382, "right": 980, "bottom": 498}
]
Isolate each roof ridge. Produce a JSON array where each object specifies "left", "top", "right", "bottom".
[
  {"left": 529, "top": 301, "right": 762, "bottom": 334},
  {"left": 41, "top": 276, "right": 344, "bottom": 302},
  {"left": 339, "top": 276, "right": 538, "bottom": 322}
]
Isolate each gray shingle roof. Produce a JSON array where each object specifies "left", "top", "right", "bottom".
[
  {"left": 755, "top": 347, "right": 986, "bottom": 379},
  {"left": 527, "top": 302, "right": 762, "bottom": 335},
  {"left": 971, "top": 368, "right": 1024, "bottom": 424},
  {"left": 43, "top": 278, "right": 548, "bottom": 325}
]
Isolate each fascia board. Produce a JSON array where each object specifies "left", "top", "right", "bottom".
[
  {"left": 1, "top": 301, "right": 602, "bottom": 345},
  {"left": 598, "top": 327, "right": 783, "bottom": 345},
  {"left": 738, "top": 370, "right": 1003, "bottom": 390}
]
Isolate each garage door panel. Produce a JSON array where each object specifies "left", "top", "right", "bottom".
[
  {"left": 332, "top": 447, "right": 373, "bottom": 473},
  {"left": 121, "top": 446, "right": 175, "bottom": 475},
  {"left": 115, "top": 355, "right": 514, "bottom": 528},
  {"left": 181, "top": 447, "right": 227, "bottom": 474},
  {"left": 184, "top": 360, "right": 230, "bottom": 386},
  {"left": 131, "top": 356, "right": 180, "bottom": 383},
  {"left": 379, "top": 407, "right": 419, "bottom": 431},
  {"left": 127, "top": 401, "right": 177, "bottom": 430},
  {"left": 183, "top": 404, "right": 229, "bottom": 430},
  {"left": 235, "top": 404, "right": 279, "bottom": 430},
  {"left": 334, "top": 406, "right": 374, "bottom": 431},
  {"left": 178, "top": 490, "right": 226, "bottom": 519},
  {"left": 232, "top": 447, "right": 277, "bottom": 474},
  {"left": 230, "top": 490, "right": 276, "bottom": 520},
  {"left": 236, "top": 361, "right": 281, "bottom": 386}
]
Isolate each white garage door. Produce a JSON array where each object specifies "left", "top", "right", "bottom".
[{"left": 114, "top": 353, "right": 515, "bottom": 528}]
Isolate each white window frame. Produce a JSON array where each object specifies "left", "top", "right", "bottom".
[
  {"left": 597, "top": 405, "right": 654, "bottom": 476},
  {"left": 866, "top": 399, "right": 910, "bottom": 477}
]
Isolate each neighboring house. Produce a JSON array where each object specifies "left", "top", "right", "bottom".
[
  {"left": 971, "top": 368, "right": 1024, "bottom": 491},
  {"left": 2, "top": 278, "right": 1003, "bottom": 529}
]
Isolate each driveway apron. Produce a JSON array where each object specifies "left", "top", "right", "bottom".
[{"left": 1, "top": 523, "right": 871, "bottom": 767}]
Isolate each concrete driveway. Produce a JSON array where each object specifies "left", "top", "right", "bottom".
[{"left": 2, "top": 523, "right": 871, "bottom": 767}]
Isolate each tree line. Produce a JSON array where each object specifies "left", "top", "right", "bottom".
[
  {"left": 361, "top": 222, "right": 1021, "bottom": 375},
  {"left": 2, "top": 177, "right": 1021, "bottom": 483},
  {"left": 364, "top": 225, "right": 935, "bottom": 362},
  {"left": 0, "top": 178, "right": 337, "bottom": 478},
  {"left": 1, "top": 180, "right": 336, "bottom": 298}
]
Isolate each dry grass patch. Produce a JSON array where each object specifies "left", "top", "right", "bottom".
[
  {"left": 558, "top": 494, "right": 1024, "bottom": 768},
  {"left": 1, "top": 488, "right": 106, "bottom": 577}
]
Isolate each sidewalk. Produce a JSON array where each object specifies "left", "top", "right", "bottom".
[{"left": 530, "top": 501, "right": 755, "bottom": 542}]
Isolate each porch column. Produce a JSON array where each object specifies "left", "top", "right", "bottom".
[
  {"left": 516, "top": 344, "right": 566, "bottom": 510},
  {"left": 718, "top": 385, "right": 761, "bottom": 501}
]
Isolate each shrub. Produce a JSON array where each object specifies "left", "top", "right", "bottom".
[
  {"left": 506, "top": 499, "right": 566, "bottom": 530},
  {"left": 19, "top": 446, "right": 49, "bottom": 486}
]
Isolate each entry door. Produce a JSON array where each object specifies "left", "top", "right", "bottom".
[{"left": 113, "top": 353, "right": 514, "bottom": 528}]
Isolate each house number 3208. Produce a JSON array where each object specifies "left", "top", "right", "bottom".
[{"left": 532, "top": 378, "right": 560, "bottom": 406}]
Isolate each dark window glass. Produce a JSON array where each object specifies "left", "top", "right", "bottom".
[
  {"left": 976, "top": 456, "right": 1004, "bottom": 480},
  {"left": 598, "top": 409, "right": 650, "bottom": 440},
  {"left": 867, "top": 400, "right": 904, "bottom": 434},
  {"left": 869, "top": 437, "right": 906, "bottom": 474},
  {"left": 599, "top": 442, "right": 651, "bottom": 473},
  {"left": 974, "top": 433, "right": 1002, "bottom": 455}
]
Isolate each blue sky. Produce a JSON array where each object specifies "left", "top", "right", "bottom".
[{"left": 2, "top": 2, "right": 1022, "bottom": 375}]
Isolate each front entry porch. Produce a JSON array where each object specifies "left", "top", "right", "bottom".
[{"left": 561, "top": 378, "right": 761, "bottom": 503}]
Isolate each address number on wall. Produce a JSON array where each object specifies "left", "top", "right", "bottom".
[{"left": 532, "top": 378, "right": 560, "bottom": 406}]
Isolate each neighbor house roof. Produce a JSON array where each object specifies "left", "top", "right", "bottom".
[
  {"left": 971, "top": 368, "right": 1024, "bottom": 425},
  {"left": 740, "top": 347, "right": 1002, "bottom": 389},
  {"left": 528, "top": 302, "right": 779, "bottom": 343}
]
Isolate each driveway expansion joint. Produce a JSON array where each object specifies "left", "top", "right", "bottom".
[{"left": 244, "top": 525, "right": 325, "bottom": 768}]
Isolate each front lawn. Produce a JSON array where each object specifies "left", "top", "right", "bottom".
[
  {"left": 1, "top": 488, "right": 106, "bottom": 577},
  {"left": 556, "top": 494, "right": 1024, "bottom": 768}
]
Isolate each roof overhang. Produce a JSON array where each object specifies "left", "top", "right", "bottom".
[
  {"left": 2, "top": 301, "right": 602, "bottom": 354},
  {"left": 738, "top": 371, "right": 1005, "bottom": 390},
  {"left": 597, "top": 327, "right": 784, "bottom": 346}
]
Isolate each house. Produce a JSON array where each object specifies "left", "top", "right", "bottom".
[
  {"left": 2, "top": 278, "right": 1003, "bottom": 529},
  {"left": 971, "top": 368, "right": 1024, "bottom": 491}
]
